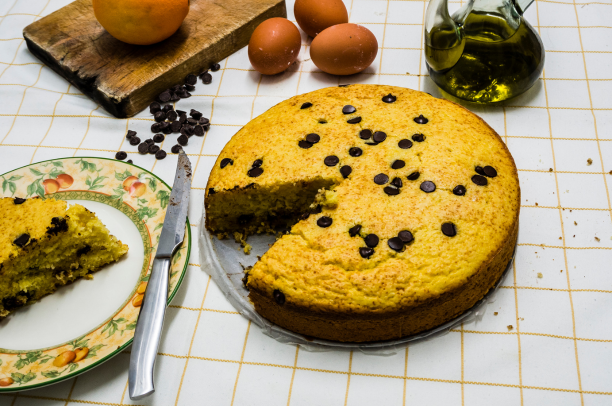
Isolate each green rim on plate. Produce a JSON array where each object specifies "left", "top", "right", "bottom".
[{"left": 0, "top": 157, "right": 191, "bottom": 392}]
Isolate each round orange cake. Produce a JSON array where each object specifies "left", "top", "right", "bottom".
[{"left": 205, "top": 85, "right": 519, "bottom": 342}]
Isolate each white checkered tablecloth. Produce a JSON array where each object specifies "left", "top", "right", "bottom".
[{"left": 1, "top": 0, "right": 612, "bottom": 404}]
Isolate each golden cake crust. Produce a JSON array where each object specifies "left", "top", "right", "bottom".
[{"left": 205, "top": 85, "right": 520, "bottom": 342}]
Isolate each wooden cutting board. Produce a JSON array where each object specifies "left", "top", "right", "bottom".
[{"left": 23, "top": 0, "right": 286, "bottom": 118}]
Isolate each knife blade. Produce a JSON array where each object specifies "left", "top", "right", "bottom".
[{"left": 129, "top": 150, "right": 192, "bottom": 400}]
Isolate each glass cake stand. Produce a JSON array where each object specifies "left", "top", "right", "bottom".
[{"left": 199, "top": 211, "right": 516, "bottom": 355}]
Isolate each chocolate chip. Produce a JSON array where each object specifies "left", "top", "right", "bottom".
[
  {"left": 161, "top": 122, "right": 172, "bottom": 134},
  {"left": 359, "top": 247, "right": 374, "bottom": 258},
  {"left": 420, "top": 181, "right": 436, "bottom": 193},
  {"left": 167, "top": 110, "right": 178, "bottom": 121},
  {"left": 144, "top": 138, "right": 154, "bottom": 144},
  {"left": 407, "top": 171, "right": 420, "bottom": 181},
  {"left": 198, "top": 70, "right": 208, "bottom": 78},
  {"left": 171, "top": 145, "right": 182, "bottom": 154},
  {"left": 391, "top": 160, "right": 405, "bottom": 169},
  {"left": 414, "top": 115, "right": 428, "bottom": 124},
  {"left": 475, "top": 166, "right": 485, "bottom": 176},
  {"left": 388, "top": 237, "right": 404, "bottom": 252},
  {"left": 472, "top": 175, "right": 488, "bottom": 186},
  {"left": 129, "top": 136, "right": 141, "bottom": 146},
  {"left": 252, "top": 159, "right": 263, "bottom": 168},
  {"left": 373, "top": 131, "right": 386, "bottom": 143},
  {"left": 398, "top": 139, "right": 413, "bottom": 149},
  {"left": 171, "top": 84, "right": 182, "bottom": 93},
  {"left": 162, "top": 104, "right": 174, "bottom": 113},
  {"left": 273, "top": 289, "right": 285, "bottom": 305},
  {"left": 190, "top": 109, "right": 202, "bottom": 120},
  {"left": 47, "top": 217, "right": 68, "bottom": 235},
  {"left": 382, "top": 94, "right": 397, "bottom": 103},
  {"left": 179, "top": 114, "right": 187, "bottom": 124},
  {"left": 220, "top": 158, "right": 233, "bottom": 168},
  {"left": 338, "top": 84, "right": 349, "bottom": 87},
  {"left": 170, "top": 92, "right": 180, "bottom": 101},
  {"left": 442, "top": 222, "right": 457, "bottom": 237},
  {"left": 149, "top": 102, "right": 161, "bottom": 114},
  {"left": 77, "top": 245, "right": 91, "bottom": 256},
  {"left": 127, "top": 160, "right": 133, "bottom": 164},
  {"left": 374, "top": 173, "right": 389, "bottom": 185},
  {"left": 398, "top": 230, "right": 413, "bottom": 243},
  {"left": 360, "top": 129, "right": 372, "bottom": 140},
  {"left": 154, "top": 111, "right": 166, "bottom": 122},
  {"left": 138, "top": 143, "right": 149, "bottom": 154},
  {"left": 126, "top": 130, "right": 137, "bottom": 139},
  {"left": 202, "top": 73, "right": 212, "bottom": 84},
  {"left": 301, "top": 102, "right": 312, "bottom": 109},
  {"left": 384, "top": 186, "right": 400, "bottom": 195},
  {"left": 412, "top": 133, "right": 425, "bottom": 142},
  {"left": 115, "top": 151, "right": 127, "bottom": 160},
  {"left": 177, "top": 135, "right": 189, "bottom": 146},
  {"left": 298, "top": 140, "right": 313, "bottom": 149},
  {"left": 199, "top": 117, "right": 210, "bottom": 125},
  {"left": 187, "top": 118, "right": 198, "bottom": 125},
  {"left": 306, "top": 133, "right": 320, "bottom": 144},
  {"left": 209, "top": 188, "right": 216, "bottom": 195},
  {"left": 347, "top": 117, "right": 362, "bottom": 124},
  {"left": 182, "top": 125, "right": 195, "bottom": 136},
  {"left": 453, "top": 185, "right": 466, "bottom": 196},
  {"left": 148, "top": 144, "right": 160, "bottom": 154},
  {"left": 184, "top": 84, "right": 196, "bottom": 92},
  {"left": 210, "top": 63, "right": 221, "bottom": 72},
  {"left": 484, "top": 166, "right": 497, "bottom": 178},
  {"left": 158, "top": 91, "right": 171, "bottom": 103},
  {"left": 349, "top": 147, "right": 362, "bottom": 157},
  {"left": 194, "top": 125, "right": 205, "bottom": 136},
  {"left": 349, "top": 225, "right": 362, "bottom": 237},
  {"left": 13, "top": 233, "right": 30, "bottom": 247},
  {"left": 185, "top": 74, "right": 197, "bottom": 85},
  {"left": 248, "top": 167, "right": 263, "bottom": 177},
  {"left": 171, "top": 121, "right": 182, "bottom": 133},
  {"left": 391, "top": 177, "right": 403, "bottom": 188},
  {"left": 340, "top": 165, "right": 352, "bottom": 178},
  {"left": 13, "top": 197, "right": 26, "bottom": 205},
  {"left": 151, "top": 122, "right": 162, "bottom": 133},
  {"left": 324, "top": 156, "right": 339, "bottom": 166},
  {"left": 343, "top": 105, "right": 356, "bottom": 114},
  {"left": 153, "top": 134, "right": 165, "bottom": 143},
  {"left": 319, "top": 120, "right": 327, "bottom": 124},
  {"left": 317, "top": 216, "right": 332, "bottom": 228},
  {"left": 364, "top": 234, "right": 379, "bottom": 248},
  {"left": 155, "top": 149, "right": 166, "bottom": 159}
]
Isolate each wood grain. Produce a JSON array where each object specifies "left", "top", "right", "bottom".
[{"left": 23, "top": 0, "right": 286, "bottom": 118}]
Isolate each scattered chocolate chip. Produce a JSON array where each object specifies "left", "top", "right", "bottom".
[
  {"left": 342, "top": 105, "right": 356, "bottom": 114},
  {"left": 126, "top": 130, "right": 137, "bottom": 140},
  {"left": 77, "top": 245, "right": 91, "bottom": 257},
  {"left": 155, "top": 150, "right": 167, "bottom": 160},
  {"left": 161, "top": 122, "right": 172, "bottom": 134},
  {"left": 210, "top": 63, "right": 221, "bottom": 72},
  {"left": 182, "top": 125, "right": 195, "bottom": 136},
  {"left": 153, "top": 134, "right": 165, "bottom": 143},
  {"left": 299, "top": 212, "right": 310, "bottom": 220},
  {"left": 115, "top": 151, "right": 127, "bottom": 160},
  {"left": 202, "top": 73, "right": 212, "bottom": 84},
  {"left": 184, "top": 84, "right": 196, "bottom": 92},
  {"left": 347, "top": 117, "right": 362, "bottom": 124},
  {"left": 398, "top": 230, "right": 413, "bottom": 243},
  {"left": 374, "top": 173, "right": 389, "bottom": 185},
  {"left": 144, "top": 138, "right": 154, "bottom": 144},
  {"left": 129, "top": 136, "right": 141, "bottom": 146},
  {"left": 190, "top": 109, "right": 202, "bottom": 120},
  {"left": 166, "top": 110, "right": 178, "bottom": 122},
  {"left": 373, "top": 131, "right": 387, "bottom": 143},
  {"left": 171, "top": 121, "right": 182, "bottom": 132},
  {"left": 171, "top": 84, "right": 182, "bottom": 93},
  {"left": 414, "top": 115, "right": 428, "bottom": 124},
  {"left": 248, "top": 167, "right": 263, "bottom": 177},
  {"left": 382, "top": 94, "right": 397, "bottom": 103},
  {"left": 453, "top": 185, "right": 466, "bottom": 196},
  {"left": 364, "top": 234, "right": 379, "bottom": 248},
  {"left": 170, "top": 92, "right": 180, "bottom": 101},
  {"left": 407, "top": 171, "right": 420, "bottom": 181},
  {"left": 398, "top": 139, "right": 413, "bottom": 149},
  {"left": 127, "top": 160, "right": 133, "bottom": 164},
  {"left": 153, "top": 111, "right": 166, "bottom": 122},
  {"left": 391, "top": 160, "right": 405, "bottom": 169},
  {"left": 13, "top": 197, "right": 26, "bottom": 205},
  {"left": 185, "top": 74, "right": 197, "bottom": 85},
  {"left": 158, "top": 91, "right": 171, "bottom": 103},
  {"left": 162, "top": 104, "right": 174, "bottom": 113},
  {"left": 484, "top": 166, "right": 497, "bottom": 178},
  {"left": 391, "top": 177, "right": 403, "bottom": 188},
  {"left": 47, "top": 217, "right": 68, "bottom": 235},
  {"left": 220, "top": 158, "right": 233, "bottom": 168},
  {"left": 252, "top": 159, "right": 263, "bottom": 168},
  {"left": 306, "top": 133, "right": 320, "bottom": 144},
  {"left": 194, "top": 125, "right": 205, "bottom": 136},
  {"left": 298, "top": 140, "right": 313, "bottom": 149},
  {"left": 13, "top": 233, "right": 30, "bottom": 247},
  {"left": 179, "top": 114, "right": 187, "bottom": 124},
  {"left": 324, "top": 156, "right": 339, "bottom": 166},
  {"left": 148, "top": 144, "right": 160, "bottom": 154},
  {"left": 273, "top": 289, "right": 285, "bottom": 305},
  {"left": 199, "top": 117, "right": 210, "bottom": 125},
  {"left": 475, "top": 166, "right": 485, "bottom": 176},
  {"left": 360, "top": 129, "right": 372, "bottom": 140},
  {"left": 412, "top": 133, "right": 425, "bottom": 142},
  {"left": 442, "top": 222, "right": 457, "bottom": 237},
  {"left": 349, "top": 225, "right": 362, "bottom": 237},
  {"left": 349, "top": 147, "right": 362, "bottom": 157},
  {"left": 171, "top": 144, "right": 182, "bottom": 154},
  {"left": 317, "top": 216, "right": 332, "bottom": 228},
  {"left": 420, "top": 181, "right": 436, "bottom": 193},
  {"left": 388, "top": 237, "right": 404, "bottom": 252},
  {"left": 151, "top": 122, "right": 162, "bottom": 133},
  {"left": 472, "top": 175, "right": 488, "bottom": 186},
  {"left": 138, "top": 143, "right": 149, "bottom": 154},
  {"left": 187, "top": 118, "right": 198, "bottom": 125},
  {"left": 340, "top": 165, "right": 352, "bottom": 178},
  {"left": 149, "top": 102, "right": 161, "bottom": 114},
  {"left": 359, "top": 247, "right": 374, "bottom": 258},
  {"left": 301, "top": 102, "right": 312, "bottom": 109},
  {"left": 177, "top": 135, "right": 189, "bottom": 146},
  {"left": 384, "top": 186, "right": 400, "bottom": 195}
]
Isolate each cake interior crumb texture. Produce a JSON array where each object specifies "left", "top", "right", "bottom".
[{"left": 0, "top": 197, "right": 129, "bottom": 317}]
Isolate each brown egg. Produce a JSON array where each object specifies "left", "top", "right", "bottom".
[
  {"left": 294, "top": 0, "right": 348, "bottom": 38},
  {"left": 248, "top": 18, "right": 301, "bottom": 75},
  {"left": 310, "top": 24, "right": 378, "bottom": 76}
]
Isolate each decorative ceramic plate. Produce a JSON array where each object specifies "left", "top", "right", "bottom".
[{"left": 0, "top": 157, "right": 190, "bottom": 391}]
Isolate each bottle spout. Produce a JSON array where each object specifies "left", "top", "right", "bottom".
[
  {"left": 424, "top": 0, "right": 464, "bottom": 72},
  {"left": 513, "top": 0, "right": 534, "bottom": 15}
]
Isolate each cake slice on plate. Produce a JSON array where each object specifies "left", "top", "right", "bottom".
[{"left": 0, "top": 197, "right": 129, "bottom": 317}]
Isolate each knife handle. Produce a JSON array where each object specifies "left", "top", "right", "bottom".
[{"left": 129, "top": 257, "right": 170, "bottom": 400}]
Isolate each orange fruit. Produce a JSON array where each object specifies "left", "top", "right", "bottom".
[{"left": 92, "top": 0, "right": 189, "bottom": 45}]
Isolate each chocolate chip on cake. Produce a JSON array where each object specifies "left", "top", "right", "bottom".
[
  {"left": 340, "top": 165, "right": 352, "bottom": 178},
  {"left": 177, "top": 135, "right": 189, "bottom": 146},
  {"left": 171, "top": 144, "right": 183, "bottom": 154},
  {"left": 484, "top": 166, "right": 497, "bottom": 178},
  {"left": 301, "top": 102, "right": 313, "bottom": 109},
  {"left": 391, "top": 177, "right": 403, "bottom": 188},
  {"left": 248, "top": 167, "right": 263, "bottom": 177},
  {"left": 209, "top": 188, "right": 216, "bottom": 195},
  {"left": 360, "top": 129, "right": 372, "bottom": 140},
  {"left": 299, "top": 140, "right": 313, "bottom": 149},
  {"left": 305, "top": 133, "right": 320, "bottom": 144},
  {"left": 13, "top": 197, "right": 26, "bottom": 205},
  {"left": 382, "top": 94, "right": 396, "bottom": 103},
  {"left": 155, "top": 150, "right": 167, "bottom": 160},
  {"left": 149, "top": 102, "right": 161, "bottom": 114},
  {"left": 349, "top": 147, "right": 362, "bottom": 157},
  {"left": 359, "top": 247, "right": 374, "bottom": 258},
  {"left": 317, "top": 216, "right": 332, "bottom": 228},
  {"left": 347, "top": 117, "right": 362, "bottom": 124},
  {"left": 273, "top": 289, "right": 285, "bottom": 305},
  {"left": 391, "top": 160, "right": 405, "bottom": 169},
  {"left": 342, "top": 105, "right": 356, "bottom": 114},
  {"left": 252, "top": 159, "right": 263, "bottom": 168},
  {"left": 185, "top": 74, "right": 197, "bottom": 85},
  {"left": 373, "top": 131, "right": 387, "bottom": 143},
  {"left": 115, "top": 151, "right": 127, "bottom": 161},
  {"left": 202, "top": 72, "right": 212, "bottom": 84},
  {"left": 148, "top": 144, "right": 160, "bottom": 154},
  {"left": 364, "top": 234, "right": 379, "bottom": 248},
  {"left": 384, "top": 186, "right": 400, "bottom": 195},
  {"left": 420, "top": 181, "right": 436, "bottom": 193},
  {"left": 324, "top": 156, "right": 339, "bottom": 166},
  {"left": 414, "top": 115, "right": 428, "bottom": 124},
  {"left": 210, "top": 63, "right": 221, "bottom": 72},
  {"left": 13, "top": 233, "right": 30, "bottom": 247},
  {"left": 398, "top": 230, "right": 413, "bottom": 243},
  {"left": 407, "top": 171, "right": 420, "bottom": 181},
  {"left": 388, "top": 237, "right": 404, "bottom": 252},
  {"left": 453, "top": 185, "right": 466, "bottom": 196},
  {"left": 338, "top": 84, "right": 349, "bottom": 87},
  {"left": 412, "top": 133, "right": 425, "bottom": 142},
  {"left": 153, "top": 134, "right": 165, "bottom": 143},
  {"left": 374, "top": 173, "right": 389, "bottom": 185},
  {"left": 472, "top": 175, "right": 488, "bottom": 186},
  {"left": 138, "top": 143, "right": 149, "bottom": 154},
  {"left": 398, "top": 139, "right": 413, "bottom": 149},
  {"left": 475, "top": 166, "right": 485, "bottom": 176},
  {"left": 349, "top": 224, "right": 362, "bottom": 237},
  {"left": 47, "top": 217, "right": 68, "bottom": 235},
  {"left": 220, "top": 158, "right": 233, "bottom": 168},
  {"left": 442, "top": 222, "right": 457, "bottom": 237}
]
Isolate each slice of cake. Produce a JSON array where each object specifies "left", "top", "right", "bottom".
[{"left": 0, "top": 197, "right": 129, "bottom": 317}]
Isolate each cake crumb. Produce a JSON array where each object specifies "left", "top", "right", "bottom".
[
  {"left": 493, "top": 312, "right": 498, "bottom": 316},
  {"left": 243, "top": 243, "right": 252, "bottom": 255},
  {"left": 549, "top": 168, "right": 553, "bottom": 172},
  {"left": 587, "top": 158, "right": 593, "bottom": 166},
  {"left": 574, "top": 221, "right": 577, "bottom": 225},
  {"left": 559, "top": 237, "right": 562, "bottom": 240},
  {"left": 535, "top": 202, "right": 538, "bottom": 206},
  {"left": 507, "top": 325, "right": 513, "bottom": 331},
  {"left": 595, "top": 236, "right": 600, "bottom": 242},
  {"left": 537, "top": 272, "right": 543, "bottom": 278}
]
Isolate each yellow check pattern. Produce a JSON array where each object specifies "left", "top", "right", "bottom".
[{"left": 1, "top": 0, "right": 611, "bottom": 404}]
